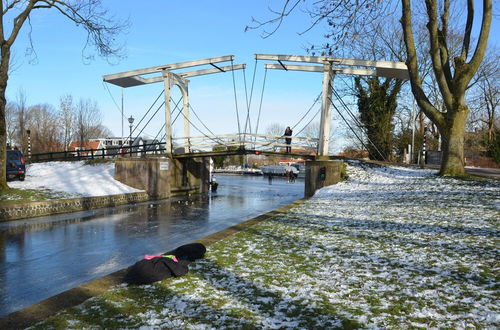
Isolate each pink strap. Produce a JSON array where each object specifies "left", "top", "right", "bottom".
[
  {"left": 143, "top": 254, "right": 179, "bottom": 262},
  {"left": 144, "top": 254, "right": 162, "bottom": 260}
]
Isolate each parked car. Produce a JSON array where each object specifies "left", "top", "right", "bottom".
[{"left": 6, "top": 149, "right": 26, "bottom": 181}]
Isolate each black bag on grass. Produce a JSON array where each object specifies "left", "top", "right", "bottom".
[
  {"left": 124, "top": 256, "right": 189, "bottom": 285},
  {"left": 171, "top": 243, "right": 206, "bottom": 261},
  {"left": 123, "top": 243, "right": 206, "bottom": 285}
]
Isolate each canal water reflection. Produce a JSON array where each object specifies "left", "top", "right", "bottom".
[{"left": 0, "top": 174, "right": 303, "bottom": 317}]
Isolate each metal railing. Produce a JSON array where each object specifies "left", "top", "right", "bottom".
[
  {"left": 172, "top": 133, "right": 318, "bottom": 153},
  {"left": 30, "top": 143, "right": 165, "bottom": 163},
  {"left": 29, "top": 134, "right": 319, "bottom": 163}
]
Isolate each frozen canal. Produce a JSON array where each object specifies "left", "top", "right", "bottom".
[{"left": 0, "top": 174, "right": 304, "bottom": 317}]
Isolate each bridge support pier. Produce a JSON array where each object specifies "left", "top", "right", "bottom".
[
  {"left": 304, "top": 160, "right": 345, "bottom": 198},
  {"left": 115, "top": 156, "right": 210, "bottom": 199}
]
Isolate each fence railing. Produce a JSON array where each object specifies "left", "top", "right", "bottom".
[
  {"left": 29, "top": 134, "right": 319, "bottom": 163},
  {"left": 30, "top": 142, "right": 166, "bottom": 163}
]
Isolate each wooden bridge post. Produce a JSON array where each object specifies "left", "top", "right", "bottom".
[
  {"left": 162, "top": 71, "right": 173, "bottom": 154},
  {"left": 318, "top": 62, "right": 335, "bottom": 158},
  {"left": 182, "top": 85, "right": 190, "bottom": 153},
  {"left": 162, "top": 71, "right": 191, "bottom": 154}
]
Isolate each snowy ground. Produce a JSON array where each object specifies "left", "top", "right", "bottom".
[
  {"left": 8, "top": 161, "right": 143, "bottom": 197},
  {"left": 32, "top": 161, "right": 500, "bottom": 329}
]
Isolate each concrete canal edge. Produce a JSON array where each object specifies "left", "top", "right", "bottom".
[
  {"left": 0, "top": 198, "right": 308, "bottom": 330},
  {"left": 0, "top": 192, "right": 150, "bottom": 221}
]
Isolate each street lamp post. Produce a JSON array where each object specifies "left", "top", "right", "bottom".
[{"left": 128, "top": 116, "right": 134, "bottom": 156}]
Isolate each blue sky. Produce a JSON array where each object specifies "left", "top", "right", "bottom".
[
  {"left": 5, "top": 1, "right": 499, "bottom": 153},
  {"left": 7, "top": 1, "right": 330, "bottom": 142}
]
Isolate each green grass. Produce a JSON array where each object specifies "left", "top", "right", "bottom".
[
  {"left": 0, "top": 187, "right": 74, "bottom": 203},
  {"left": 26, "top": 163, "right": 500, "bottom": 328}
]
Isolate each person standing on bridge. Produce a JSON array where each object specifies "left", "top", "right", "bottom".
[{"left": 284, "top": 126, "right": 293, "bottom": 153}]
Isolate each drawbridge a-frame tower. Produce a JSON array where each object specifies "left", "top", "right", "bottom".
[
  {"left": 256, "top": 54, "right": 409, "bottom": 157},
  {"left": 103, "top": 56, "right": 245, "bottom": 153}
]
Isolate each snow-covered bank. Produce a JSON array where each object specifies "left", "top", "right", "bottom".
[
  {"left": 34, "top": 161, "right": 500, "bottom": 328},
  {"left": 8, "top": 161, "right": 142, "bottom": 197}
]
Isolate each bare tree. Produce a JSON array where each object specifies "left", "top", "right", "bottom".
[
  {"left": 74, "top": 98, "right": 103, "bottom": 147},
  {"left": 249, "top": 0, "right": 493, "bottom": 176},
  {"left": 15, "top": 89, "right": 29, "bottom": 153},
  {"left": 401, "top": 1, "right": 492, "bottom": 175},
  {"left": 59, "top": 94, "right": 74, "bottom": 151},
  {"left": 5, "top": 101, "right": 15, "bottom": 146},
  {"left": 264, "top": 122, "right": 286, "bottom": 152},
  {"left": 27, "top": 103, "right": 61, "bottom": 153},
  {"left": 92, "top": 124, "right": 112, "bottom": 139},
  {"left": 469, "top": 50, "right": 499, "bottom": 142},
  {"left": 265, "top": 123, "right": 286, "bottom": 136},
  {"left": 0, "top": 0, "right": 128, "bottom": 189}
]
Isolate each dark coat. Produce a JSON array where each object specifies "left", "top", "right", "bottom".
[
  {"left": 123, "top": 243, "right": 206, "bottom": 285},
  {"left": 170, "top": 243, "right": 206, "bottom": 261},
  {"left": 284, "top": 128, "right": 293, "bottom": 144},
  {"left": 123, "top": 257, "right": 189, "bottom": 285}
]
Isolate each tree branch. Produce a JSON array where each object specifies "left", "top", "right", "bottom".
[
  {"left": 460, "top": 0, "right": 492, "bottom": 86},
  {"left": 33, "top": 0, "right": 128, "bottom": 60},
  {"left": 424, "top": 0, "right": 453, "bottom": 111},
  {"left": 438, "top": 0, "right": 452, "bottom": 83},
  {"left": 6, "top": 0, "right": 36, "bottom": 47},
  {"left": 0, "top": 1, "right": 4, "bottom": 44},
  {"left": 401, "top": 0, "right": 444, "bottom": 130},
  {"left": 245, "top": 0, "right": 301, "bottom": 39},
  {"left": 2, "top": 0, "right": 21, "bottom": 15},
  {"left": 460, "top": 0, "right": 474, "bottom": 60}
]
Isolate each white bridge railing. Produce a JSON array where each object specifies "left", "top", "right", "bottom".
[{"left": 172, "top": 133, "right": 318, "bottom": 153}]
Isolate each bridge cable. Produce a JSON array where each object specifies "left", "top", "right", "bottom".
[
  {"left": 242, "top": 58, "right": 258, "bottom": 139},
  {"left": 189, "top": 104, "right": 219, "bottom": 138},
  {"left": 102, "top": 82, "right": 124, "bottom": 119},
  {"left": 254, "top": 67, "right": 268, "bottom": 136},
  {"left": 157, "top": 99, "right": 185, "bottom": 148},
  {"left": 157, "top": 100, "right": 227, "bottom": 149},
  {"left": 230, "top": 58, "right": 242, "bottom": 143},
  {"left": 131, "top": 96, "right": 181, "bottom": 148},
  {"left": 333, "top": 88, "right": 364, "bottom": 131},
  {"left": 130, "top": 100, "right": 164, "bottom": 144},
  {"left": 128, "top": 90, "right": 165, "bottom": 138},
  {"left": 153, "top": 123, "right": 166, "bottom": 142},
  {"left": 329, "top": 95, "right": 387, "bottom": 161},
  {"left": 153, "top": 97, "right": 183, "bottom": 142},
  {"left": 291, "top": 91, "right": 322, "bottom": 131},
  {"left": 258, "top": 92, "right": 322, "bottom": 149},
  {"left": 292, "top": 107, "right": 322, "bottom": 137},
  {"left": 173, "top": 106, "right": 232, "bottom": 149},
  {"left": 332, "top": 86, "right": 387, "bottom": 161},
  {"left": 186, "top": 103, "right": 226, "bottom": 145},
  {"left": 328, "top": 97, "right": 372, "bottom": 158},
  {"left": 241, "top": 68, "right": 251, "bottom": 142}
]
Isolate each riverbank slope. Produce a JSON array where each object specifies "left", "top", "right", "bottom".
[{"left": 22, "top": 161, "right": 500, "bottom": 329}]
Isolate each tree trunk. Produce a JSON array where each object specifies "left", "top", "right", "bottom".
[
  {"left": 439, "top": 105, "right": 468, "bottom": 176},
  {"left": 0, "top": 46, "right": 11, "bottom": 190}
]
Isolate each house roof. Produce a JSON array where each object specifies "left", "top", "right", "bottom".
[{"left": 68, "top": 141, "right": 102, "bottom": 150}]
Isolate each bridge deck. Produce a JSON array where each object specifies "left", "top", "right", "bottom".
[{"left": 172, "top": 148, "right": 316, "bottom": 159}]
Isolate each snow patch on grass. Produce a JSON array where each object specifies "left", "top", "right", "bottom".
[{"left": 32, "top": 162, "right": 500, "bottom": 329}]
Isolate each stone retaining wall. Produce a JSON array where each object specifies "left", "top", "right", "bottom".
[{"left": 0, "top": 192, "right": 150, "bottom": 222}]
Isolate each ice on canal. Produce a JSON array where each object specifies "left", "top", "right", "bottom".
[{"left": 1, "top": 164, "right": 304, "bottom": 317}]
